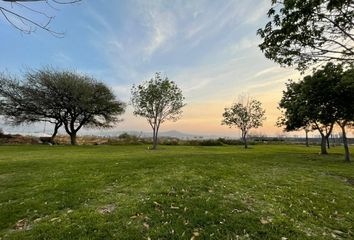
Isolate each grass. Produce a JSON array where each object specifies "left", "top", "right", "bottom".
[{"left": 0, "top": 144, "right": 353, "bottom": 240}]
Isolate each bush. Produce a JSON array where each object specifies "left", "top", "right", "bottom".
[
  {"left": 217, "top": 138, "right": 244, "bottom": 145},
  {"left": 184, "top": 139, "right": 223, "bottom": 146}
]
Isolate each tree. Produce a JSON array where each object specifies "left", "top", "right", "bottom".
[
  {"left": 0, "top": 72, "right": 63, "bottom": 142},
  {"left": 334, "top": 67, "right": 354, "bottom": 161},
  {"left": 0, "top": 0, "right": 81, "bottom": 36},
  {"left": 278, "top": 63, "right": 354, "bottom": 159},
  {"left": 0, "top": 69, "right": 126, "bottom": 145},
  {"left": 222, "top": 96, "right": 266, "bottom": 149},
  {"left": 258, "top": 0, "right": 354, "bottom": 71},
  {"left": 131, "top": 72, "right": 185, "bottom": 150}
]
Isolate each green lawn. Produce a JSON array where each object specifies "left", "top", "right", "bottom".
[{"left": 0, "top": 145, "right": 353, "bottom": 239}]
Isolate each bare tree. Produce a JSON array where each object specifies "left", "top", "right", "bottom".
[{"left": 0, "top": 0, "right": 81, "bottom": 36}]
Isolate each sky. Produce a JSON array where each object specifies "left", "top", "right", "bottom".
[{"left": 0, "top": 0, "right": 318, "bottom": 138}]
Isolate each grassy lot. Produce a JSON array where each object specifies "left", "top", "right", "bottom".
[{"left": 0, "top": 145, "right": 353, "bottom": 240}]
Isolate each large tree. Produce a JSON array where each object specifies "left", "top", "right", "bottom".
[
  {"left": 0, "top": 72, "right": 63, "bottom": 142},
  {"left": 279, "top": 63, "right": 353, "bottom": 160},
  {"left": 258, "top": 0, "right": 354, "bottom": 71},
  {"left": 131, "top": 72, "right": 185, "bottom": 150},
  {"left": 222, "top": 96, "right": 266, "bottom": 149},
  {"left": 0, "top": 69, "right": 126, "bottom": 145},
  {"left": 0, "top": 0, "right": 81, "bottom": 36}
]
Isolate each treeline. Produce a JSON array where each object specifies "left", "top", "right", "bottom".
[
  {"left": 278, "top": 63, "right": 354, "bottom": 162},
  {"left": 0, "top": 69, "right": 185, "bottom": 148}
]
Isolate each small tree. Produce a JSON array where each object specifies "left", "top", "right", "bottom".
[
  {"left": 279, "top": 79, "right": 335, "bottom": 155},
  {"left": 0, "top": 69, "right": 126, "bottom": 145},
  {"left": 131, "top": 72, "right": 185, "bottom": 150},
  {"left": 222, "top": 97, "right": 266, "bottom": 149}
]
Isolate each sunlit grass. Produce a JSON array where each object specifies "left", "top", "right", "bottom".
[{"left": 0, "top": 145, "right": 353, "bottom": 239}]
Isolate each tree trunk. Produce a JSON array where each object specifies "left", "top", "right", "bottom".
[
  {"left": 340, "top": 124, "right": 350, "bottom": 162},
  {"left": 242, "top": 132, "right": 248, "bottom": 149},
  {"left": 151, "top": 124, "right": 159, "bottom": 150},
  {"left": 305, "top": 130, "right": 309, "bottom": 147},
  {"left": 70, "top": 132, "right": 77, "bottom": 145},
  {"left": 50, "top": 122, "right": 61, "bottom": 144},
  {"left": 327, "top": 136, "right": 330, "bottom": 149},
  {"left": 152, "top": 131, "right": 157, "bottom": 150},
  {"left": 320, "top": 136, "right": 328, "bottom": 154}
]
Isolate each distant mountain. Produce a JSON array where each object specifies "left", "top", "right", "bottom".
[{"left": 158, "top": 130, "right": 197, "bottom": 138}]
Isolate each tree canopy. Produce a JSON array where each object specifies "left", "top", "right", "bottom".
[
  {"left": 0, "top": 69, "right": 126, "bottom": 145},
  {"left": 258, "top": 0, "right": 354, "bottom": 70},
  {"left": 131, "top": 72, "right": 185, "bottom": 150},
  {"left": 222, "top": 97, "right": 266, "bottom": 149},
  {"left": 278, "top": 63, "right": 354, "bottom": 160}
]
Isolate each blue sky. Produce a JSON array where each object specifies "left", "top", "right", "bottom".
[{"left": 0, "top": 0, "right": 307, "bottom": 137}]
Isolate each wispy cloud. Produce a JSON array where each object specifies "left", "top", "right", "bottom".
[
  {"left": 141, "top": 8, "right": 176, "bottom": 59},
  {"left": 0, "top": 0, "right": 307, "bottom": 136}
]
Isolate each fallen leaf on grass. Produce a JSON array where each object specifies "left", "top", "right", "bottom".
[
  {"left": 33, "top": 217, "right": 42, "bottom": 223},
  {"left": 260, "top": 218, "right": 272, "bottom": 225},
  {"left": 153, "top": 201, "right": 161, "bottom": 206},
  {"left": 97, "top": 204, "right": 116, "bottom": 214},
  {"left": 193, "top": 232, "right": 200, "bottom": 236},
  {"left": 50, "top": 217, "right": 60, "bottom": 222},
  {"left": 143, "top": 222, "right": 150, "bottom": 229},
  {"left": 14, "top": 219, "right": 31, "bottom": 231}
]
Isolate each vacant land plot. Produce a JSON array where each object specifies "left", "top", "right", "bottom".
[{"left": 0, "top": 145, "right": 353, "bottom": 239}]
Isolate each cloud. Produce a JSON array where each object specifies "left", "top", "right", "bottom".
[
  {"left": 143, "top": 10, "right": 176, "bottom": 59},
  {"left": 230, "top": 36, "right": 260, "bottom": 53},
  {"left": 243, "top": 0, "right": 270, "bottom": 25}
]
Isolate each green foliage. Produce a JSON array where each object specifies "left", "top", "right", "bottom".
[
  {"left": 279, "top": 63, "right": 354, "bottom": 157},
  {"left": 336, "top": 67, "right": 354, "bottom": 122},
  {"left": 0, "top": 145, "right": 353, "bottom": 239},
  {"left": 218, "top": 138, "right": 246, "bottom": 145},
  {"left": 131, "top": 72, "right": 185, "bottom": 149},
  {"left": 118, "top": 132, "right": 134, "bottom": 139},
  {"left": 0, "top": 69, "right": 126, "bottom": 145},
  {"left": 258, "top": 0, "right": 354, "bottom": 70},
  {"left": 185, "top": 139, "right": 224, "bottom": 146},
  {"left": 279, "top": 63, "right": 353, "bottom": 132},
  {"left": 222, "top": 97, "right": 266, "bottom": 148},
  {"left": 131, "top": 73, "right": 185, "bottom": 123}
]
